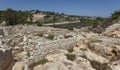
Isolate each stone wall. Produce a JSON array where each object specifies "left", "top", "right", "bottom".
[{"left": 27, "top": 36, "right": 83, "bottom": 67}]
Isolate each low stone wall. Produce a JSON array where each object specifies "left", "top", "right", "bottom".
[{"left": 27, "top": 36, "right": 83, "bottom": 67}]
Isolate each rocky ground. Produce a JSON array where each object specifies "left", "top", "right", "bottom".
[{"left": 0, "top": 22, "right": 120, "bottom": 70}]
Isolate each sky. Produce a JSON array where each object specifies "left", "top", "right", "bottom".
[{"left": 0, "top": 0, "right": 120, "bottom": 17}]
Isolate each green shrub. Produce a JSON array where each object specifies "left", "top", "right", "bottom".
[
  {"left": 88, "top": 38, "right": 102, "bottom": 42},
  {"left": 112, "top": 11, "right": 120, "bottom": 20},
  {"left": 27, "top": 51, "right": 30, "bottom": 57},
  {"left": 35, "top": 32, "right": 43, "bottom": 37},
  {"left": 47, "top": 34, "right": 55, "bottom": 40},
  {"left": 3, "top": 8, "right": 33, "bottom": 26},
  {"left": 68, "top": 28, "right": 74, "bottom": 31},
  {"left": 64, "top": 35, "right": 73, "bottom": 38},
  {"left": 66, "top": 54, "right": 76, "bottom": 61},
  {"left": 29, "top": 59, "right": 48, "bottom": 69},
  {"left": 68, "top": 48, "right": 74, "bottom": 53},
  {"left": 90, "top": 60, "right": 110, "bottom": 70},
  {"left": 79, "top": 48, "right": 87, "bottom": 51},
  {"left": 25, "top": 21, "right": 33, "bottom": 25},
  {"left": 38, "top": 59, "right": 48, "bottom": 64},
  {"left": 3, "top": 8, "right": 18, "bottom": 26},
  {"left": 37, "top": 22, "right": 43, "bottom": 26}
]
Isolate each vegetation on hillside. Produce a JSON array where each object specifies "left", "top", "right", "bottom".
[
  {"left": 0, "top": 11, "right": 4, "bottom": 23},
  {"left": 3, "top": 8, "right": 18, "bottom": 25},
  {"left": 111, "top": 10, "right": 120, "bottom": 20},
  {"left": 0, "top": 8, "right": 105, "bottom": 26},
  {"left": 81, "top": 17, "right": 104, "bottom": 27},
  {"left": 1, "top": 8, "right": 33, "bottom": 25},
  {"left": 90, "top": 10, "right": 120, "bottom": 33},
  {"left": 111, "top": 10, "right": 120, "bottom": 23}
]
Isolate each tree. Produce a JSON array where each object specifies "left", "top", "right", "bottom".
[
  {"left": 112, "top": 11, "right": 120, "bottom": 20},
  {"left": 0, "top": 11, "right": 4, "bottom": 23},
  {"left": 3, "top": 8, "right": 18, "bottom": 25}
]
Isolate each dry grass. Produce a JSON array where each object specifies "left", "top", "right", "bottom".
[{"left": 29, "top": 59, "right": 48, "bottom": 70}]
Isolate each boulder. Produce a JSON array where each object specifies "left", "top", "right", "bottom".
[
  {"left": 23, "top": 35, "right": 27, "bottom": 42},
  {"left": 0, "top": 29, "right": 4, "bottom": 36},
  {"left": 103, "top": 23, "right": 120, "bottom": 34},
  {"left": 33, "top": 65, "right": 43, "bottom": 70},
  {"left": 0, "top": 48, "right": 14, "bottom": 70},
  {"left": 0, "top": 28, "right": 10, "bottom": 37},
  {"left": 109, "top": 60, "right": 120, "bottom": 70},
  {"left": 33, "top": 49, "right": 95, "bottom": 70},
  {"left": 45, "top": 50, "right": 68, "bottom": 62},
  {"left": 73, "top": 40, "right": 109, "bottom": 64},
  {"left": 12, "top": 62, "right": 26, "bottom": 70}
]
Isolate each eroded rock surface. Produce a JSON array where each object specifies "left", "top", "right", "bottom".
[
  {"left": 0, "top": 48, "right": 14, "bottom": 70},
  {"left": 0, "top": 24, "right": 119, "bottom": 70}
]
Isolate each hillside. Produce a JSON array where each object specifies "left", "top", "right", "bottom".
[
  {"left": 0, "top": 20, "right": 120, "bottom": 70},
  {"left": 0, "top": 9, "right": 103, "bottom": 26},
  {"left": 0, "top": 9, "right": 120, "bottom": 70}
]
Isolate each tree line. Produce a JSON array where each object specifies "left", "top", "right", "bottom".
[
  {"left": 0, "top": 8, "right": 81, "bottom": 26},
  {"left": 1, "top": 8, "right": 119, "bottom": 26},
  {"left": 0, "top": 8, "right": 33, "bottom": 25}
]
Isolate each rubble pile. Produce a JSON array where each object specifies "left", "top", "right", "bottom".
[{"left": 0, "top": 23, "right": 120, "bottom": 70}]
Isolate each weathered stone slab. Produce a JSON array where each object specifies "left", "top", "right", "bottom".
[
  {"left": 0, "top": 48, "right": 14, "bottom": 70},
  {"left": 0, "top": 29, "right": 4, "bottom": 36}
]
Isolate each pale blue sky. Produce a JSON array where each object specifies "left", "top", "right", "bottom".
[{"left": 0, "top": 0, "right": 120, "bottom": 17}]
